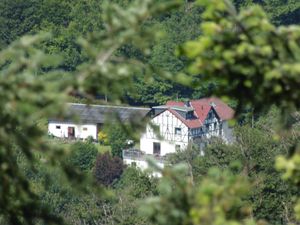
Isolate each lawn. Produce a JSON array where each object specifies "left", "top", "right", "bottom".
[{"left": 96, "top": 144, "right": 111, "bottom": 153}]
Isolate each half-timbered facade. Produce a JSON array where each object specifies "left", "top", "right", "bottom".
[
  {"left": 139, "top": 97, "right": 234, "bottom": 156},
  {"left": 140, "top": 109, "right": 190, "bottom": 156}
]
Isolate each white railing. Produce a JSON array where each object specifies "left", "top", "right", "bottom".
[{"left": 122, "top": 149, "right": 166, "bottom": 163}]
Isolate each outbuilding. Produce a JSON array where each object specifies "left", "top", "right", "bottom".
[{"left": 48, "top": 103, "right": 150, "bottom": 140}]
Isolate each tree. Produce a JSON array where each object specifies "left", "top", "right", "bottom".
[
  {"left": 107, "top": 125, "right": 130, "bottom": 158},
  {"left": 125, "top": 2, "right": 206, "bottom": 105},
  {"left": 116, "top": 166, "right": 158, "bottom": 198},
  {"left": 94, "top": 152, "right": 124, "bottom": 186},
  {"left": 144, "top": 0, "right": 300, "bottom": 224},
  {"left": 0, "top": 34, "right": 69, "bottom": 224},
  {"left": 107, "top": 166, "right": 158, "bottom": 225},
  {"left": 0, "top": 1, "right": 180, "bottom": 223},
  {"left": 232, "top": 0, "right": 300, "bottom": 25},
  {"left": 1, "top": 0, "right": 300, "bottom": 224},
  {"left": 179, "top": 0, "right": 300, "bottom": 115},
  {"left": 69, "top": 140, "right": 98, "bottom": 171},
  {"left": 140, "top": 164, "right": 254, "bottom": 225}
]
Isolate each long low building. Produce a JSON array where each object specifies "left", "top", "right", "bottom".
[{"left": 48, "top": 103, "right": 150, "bottom": 140}]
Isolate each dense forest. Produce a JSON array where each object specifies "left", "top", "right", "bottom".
[
  {"left": 1, "top": 0, "right": 299, "bottom": 105},
  {"left": 11, "top": 108, "right": 300, "bottom": 224},
  {"left": 0, "top": 0, "right": 300, "bottom": 225}
]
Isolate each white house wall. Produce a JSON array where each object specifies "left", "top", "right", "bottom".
[
  {"left": 140, "top": 138, "right": 188, "bottom": 156},
  {"left": 48, "top": 122, "right": 97, "bottom": 140},
  {"left": 220, "top": 121, "right": 233, "bottom": 143},
  {"left": 123, "top": 158, "right": 164, "bottom": 177},
  {"left": 140, "top": 110, "right": 189, "bottom": 155}
]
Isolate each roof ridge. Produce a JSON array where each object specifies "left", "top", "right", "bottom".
[
  {"left": 190, "top": 101, "right": 203, "bottom": 126},
  {"left": 68, "top": 102, "right": 150, "bottom": 110}
]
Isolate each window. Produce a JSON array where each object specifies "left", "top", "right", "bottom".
[
  {"left": 56, "top": 125, "right": 61, "bottom": 129},
  {"left": 214, "top": 122, "right": 217, "bottom": 130},
  {"left": 208, "top": 112, "right": 212, "bottom": 119},
  {"left": 83, "top": 127, "right": 88, "bottom": 131},
  {"left": 175, "top": 145, "right": 181, "bottom": 151},
  {"left": 175, "top": 127, "right": 182, "bottom": 135},
  {"left": 186, "top": 111, "right": 193, "bottom": 119},
  {"left": 206, "top": 124, "right": 209, "bottom": 130},
  {"left": 153, "top": 142, "right": 161, "bottom": 155}
]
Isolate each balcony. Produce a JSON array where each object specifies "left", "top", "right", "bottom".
[{"left": 122, "top": 149, "right": 166, "bottom": 164}]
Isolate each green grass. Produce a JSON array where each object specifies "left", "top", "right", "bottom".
[
  {"left": 47, "top": 137, "right": 112, "bottom": 154},
  {"left": 96, "top": 144, "right": 111, "bottom": 153}
]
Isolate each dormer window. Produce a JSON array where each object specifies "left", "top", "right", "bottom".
[
  {"left": 186, "top": 111, "right": 193, "bottom": 119},
  {"left": 175, "top": 127, "right": 182, "bottom": 135}
]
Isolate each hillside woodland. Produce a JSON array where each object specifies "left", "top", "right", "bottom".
[{"left": 0, "top": 0, "right": 300, "bottom": 224}]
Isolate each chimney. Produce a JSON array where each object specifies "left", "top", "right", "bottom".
[
  {"left": 210, "top": 102, "right": 216, "bottom": 107},
  {"left": 185, "top": 100, "right": 190, "bottom": 107}
]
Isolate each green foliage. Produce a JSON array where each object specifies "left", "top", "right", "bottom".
[
  {"left": 17, "top": 148, "right": 105, "bottom": 225},
  {"left": 69, "top": 140, "right": 98, "bottom": 171},
  {"left": 180, "top": 0, "right": 300, "bottom": 116},
  {"left": 0, "top": 0, "right": 103, "bottom": 71},
  {"left": 126, "top": 3, "right": 204, "bottom": 105},
  {"left": 141, "top": 164, "right": 255, "bottom": 225},
  {"left": 0, "top": 1, "right": 181, "bottom": 221},
  {"left": 116, "top": 166, "right": 158, "bottom": 198},
  {"left": 163, "top": 109, "right": 300, "bottom": 224},
  {"left": 94, "top": 152, "right": 124, "bottom": 186},
  {"left": 107, "top": 125, "right": 130, "bottom": 158},
  {"left": 74, "top": 0, "right": 180, "bottom": 102},
  {"left": 102, "top": 166, "right": 158, "bottom": 225},
  {"left": 178, "top": 1, "right": 300, "bottom": 222},
  {"left": 1, "top": 0, "right": 300, "bottom": 224},
  {"left": 0, "top": 34, "right": 70, "bottom": 224},
  {"left": 233, "top": 0, "right": 300, "bottom": 25}
]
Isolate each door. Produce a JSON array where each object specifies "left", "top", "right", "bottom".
[
  {"left": 153, "top": 142, "right": 161, "bottom": 156},
  {"left": 68, "top": 127, "right": 75, "bottom": 138}
]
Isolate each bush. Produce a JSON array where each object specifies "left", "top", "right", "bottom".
[
  {"left": 69, "top": 141, "right": 98, "bottom": 171},
  {"left": 94, "top": 152, "right": 124, "bottom": 186},
  {"left": 116, "top": 166, "right": 158, "bottom": 198},
  {"left": 98, "top": 131, "right": 108, "bottom": 145},
  {"left": 107, "top": 126, "right": 129, "bottom": 158}
]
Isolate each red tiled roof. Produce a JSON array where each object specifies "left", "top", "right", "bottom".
[
  {"left": 166, "top": 101, "right": 185, "bottom": 107},
  {"left": 168, "top": 108, "right": 202, "bottom": 128},
  {"left": 165, "top": 97, "right": 235, "bottom": 128}
]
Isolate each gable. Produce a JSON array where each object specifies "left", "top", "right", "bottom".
[
  {"left": 203, "top": 107, "right": 220, "bottom": 124},
  {"left": 151, "top": 110, "right": 188, "bottom": 129}
]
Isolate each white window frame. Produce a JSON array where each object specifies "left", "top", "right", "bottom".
[{"left": 175, "top": 127, "right": 182, "bottom": 135}]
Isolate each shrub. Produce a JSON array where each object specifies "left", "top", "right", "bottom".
[
  {"left": 107, "top": 126, "right": 129, "bottom": 158},
  {"left": 94, "top": 152, "right": 124, "bottom": 186},
  {"left": 116, "top": 166, "right": 158, "bottom": 198},
  {"left": 69, "top": 141, "right": 98, "bottom": 171},
  {"left": 98, "top": 131, "right": 108, "bottom": 145}
]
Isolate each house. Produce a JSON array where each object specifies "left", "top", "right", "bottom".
[
  {"left": 48, "top": 103, "right": 150, "bottom": 140},
  {"left": 139, "top": 97, "right": 234, "bottom": 156}
]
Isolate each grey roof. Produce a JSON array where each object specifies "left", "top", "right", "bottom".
[
  {"left": 170, "top": 106, "right": 194, "bottom": 112},
  {"left": 49, "top": 103, "right": 151, "bottom": 124}
]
